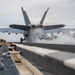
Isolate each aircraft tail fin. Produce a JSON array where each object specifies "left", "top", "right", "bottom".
[
  {"left": 40, "top": 7, "right": 49, "bottom": 25},
  {"left": 21, "top": 7, "right": 31, "bottom": 25}
]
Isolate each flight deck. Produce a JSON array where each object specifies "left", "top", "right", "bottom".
[
  {"left": 13, "top": 42, "right": 75, "bottom": 75},
  {"left": 0, "top": 41, "right": 44, "bottom": 75}
]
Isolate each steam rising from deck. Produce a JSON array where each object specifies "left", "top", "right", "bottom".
[
  {"left": 35, "top": 32, "right": 75, "bottom": 45},
  {"left": 27, "top": 28, "right": 43, "bottom": 43}
]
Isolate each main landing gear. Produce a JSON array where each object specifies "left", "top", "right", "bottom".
[
  {"left": 20, "top": 37, "right": 26, "bottom": 43},
  {"left": 20, "top": 31, "right": 29, "bottom": 43}
]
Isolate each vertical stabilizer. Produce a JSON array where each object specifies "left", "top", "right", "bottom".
[
  {"left": 21, "top": 7, "right": 31, "bottom": 25},
  {"left": 40, "top": 7, "right": 49, "bottom": 25}
]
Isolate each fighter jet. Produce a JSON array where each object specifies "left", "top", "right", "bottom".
[{"left": 0, "top": 7, "right": 72, "bottom": 43}]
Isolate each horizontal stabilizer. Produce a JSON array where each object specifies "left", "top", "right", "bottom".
[
  {"left": 44, "top": 24, "right": 65, "bottom": 30},
  {"left": 9, "top": 24, "right": 30, "bottom": 31}
]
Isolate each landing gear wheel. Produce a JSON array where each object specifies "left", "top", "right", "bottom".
[{"left": 20, "top": 38, "right": 23, "bottom": 43}]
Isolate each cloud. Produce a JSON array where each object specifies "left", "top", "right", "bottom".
[{"left": 0, "top": 0, "right": 75, "bottom": 26}]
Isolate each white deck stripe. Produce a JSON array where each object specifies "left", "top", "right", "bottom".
[
  {"left": 64, "top": 58, "right": 75, "bottom": 70},
  {"left": 13, "top": 43, "right": 59, "bottom": 56}
]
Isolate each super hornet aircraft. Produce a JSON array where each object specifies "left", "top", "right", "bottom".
[{"left": 0, "top": 7, "right": 74, "bottom": 43}]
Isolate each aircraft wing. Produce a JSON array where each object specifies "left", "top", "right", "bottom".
[
  {"left": 44, "top": 28, "right": 75, "bottom": 34},
  {"left": 0, "top": 28, "right": 24, "bottom": 34}
]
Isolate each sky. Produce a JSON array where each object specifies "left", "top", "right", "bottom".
[{"left": 0, "top": 0, "right": 75, "bottom": 43}]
